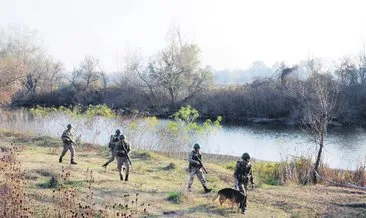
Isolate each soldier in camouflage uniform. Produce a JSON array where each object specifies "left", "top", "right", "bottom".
[
  {"left": 187, "top": 143, "right": 212, "bottom": 193},
  {"left": 102, "top": 129, "right": 121, "bottom": 169},
  {"left": 234, "top": 153, "right": 254, "bottom": 214},
  {"left": 59, "top": 124, "right": 77, "bottom": 164},
  {"left": 114, "top": 135, "right": 131, "bottom": 181}
]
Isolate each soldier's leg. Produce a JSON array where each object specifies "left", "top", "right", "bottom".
[
  {"left": 123, "top": 159, "right": 130, "bottom": 181},
  {"left": 234, "top": 177, "right": 240, "bottom": 190},
  {"left": 102, "top": 150, "right": 115, "bottom": 167},
  {"left": 197, "top": 169, "right": 211, "bottom": 193},
  {"left": 116, "top": 156, "right": 123, "bottom": 181},
  {"left": 59, "top": 143, "right": 69, "bottom": 162},
  {"left": 70, "top": 145, "right": 77, "bottom": 164},
  {"left": 238, "top": 182, "right": 245, "bottom": 193},
  {"left": 243, "top": 181, "right": 249, "bottom": 211},
  {"left": 196, "top": 169, "right": 207, "bottom": 187},
  {"left": 187, "top": 168, "right": 196, "bottom": 191}
]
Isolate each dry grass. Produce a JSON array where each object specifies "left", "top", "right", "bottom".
[{"left": 1, "top": 129, "right": 366, "bottom": 217}]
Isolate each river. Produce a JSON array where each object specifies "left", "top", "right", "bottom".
[{"left": 1, "top": 110, "right": 365, "bottom": 170}]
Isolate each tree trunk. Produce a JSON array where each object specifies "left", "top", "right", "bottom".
[{"left": 312, "top": 133, "right": 324, "bottom": 184}]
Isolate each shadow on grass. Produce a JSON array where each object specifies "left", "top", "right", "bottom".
[
  {"left": 37, "top": 178, "right": 84, "bottom": 189},
  {"left": 162, "top": 203, "right": 233, "bottom": 217}
]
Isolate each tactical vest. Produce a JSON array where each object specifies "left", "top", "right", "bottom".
[
  {"left": 115, "top": 141, "right": 129, "bottom": 157},
  {"left": 108, "top": 134, "right": 120, "bottom": 148},
  {"left": 61, "top": 130, "right": 73, "bottom": 144},
  {"left": 234, "top": 161, "right": 251, "bottom": 182},
  {"left": 189, "top": 151, "right": 202, "bottom": 168}
]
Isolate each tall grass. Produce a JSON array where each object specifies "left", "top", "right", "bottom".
[{"left": 0, "top": 145, "right": 33, "bottom": 217}]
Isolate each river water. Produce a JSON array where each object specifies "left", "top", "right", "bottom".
[{"left": 1, "top": 111, "right": 365, "bottom": 170}]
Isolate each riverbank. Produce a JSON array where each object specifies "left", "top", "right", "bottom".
[{"left": 1, "top": 130, "right": 366, "bottom": 217}]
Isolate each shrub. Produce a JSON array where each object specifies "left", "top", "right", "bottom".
[{"left": 167, "top": 191, "right": 182, "bottom": 204}]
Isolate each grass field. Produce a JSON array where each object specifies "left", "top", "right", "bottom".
[{"left": 1, "top": 130, "right": 366, "bottom": 217}]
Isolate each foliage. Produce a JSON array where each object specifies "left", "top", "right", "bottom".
[
  {"left": 29, "top": 104, "right": 115, "bottom": 118},
  {"left": 254, "top": 162, "right": 281, "bottom": 185},
  {"left": 160, "top": 105, "right": 222, "bottom": 152},
  {"left": 167, "top": 191, "right": 182, "bottom": 204},
  {"left": 84, "top": 104, "right": 115, "bottom": 118}
]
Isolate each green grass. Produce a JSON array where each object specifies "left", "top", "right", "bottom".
[
  {"left": 167, "top": 191, "right": 182, "bottom": 203},
  {"left": 1, "top": 129, "right": 366, "bottom": 217}
]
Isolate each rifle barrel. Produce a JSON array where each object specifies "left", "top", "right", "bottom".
[
  {"left": 121, "top": 142, "right": 132, "bottom": 165},
  {"left": 197, "top": 159, "right": 208, "bottom": 174}
]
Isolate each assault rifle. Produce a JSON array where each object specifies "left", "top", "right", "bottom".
[
  {"left": 197, "top": 158, "right": 208, "bottom": 174},
  {"left": 121, "top": 142, "right": 132, "bottom": 165},
  {"left": 63, "top": 135, "right": 77, "bottom": 145},
  {"left": 248, "top": 168, "right": 254, "bottom": 190}
]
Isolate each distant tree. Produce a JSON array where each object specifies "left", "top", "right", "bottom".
[
  {"left": 0, "top": 25, "right": 45, "bottom": 102},
  {"left": 122, "top": 27, "right": 213, "bottom": 110},
  {"left": 0, "top": 56, "right": 27, "bottom": 104},
  {"left": 148, "top": 27, "right": 213, "bottom": 109},
  {"left": 336, "top": 57, "right": 358, "bottom": 86},
  {"left": 294, "top": 59, "right": 341, "bottom": 184},
  {"left": 73, "top": 56, "right": 103, "bottom": 91},
  {"left": 358, "top": 46, "right": 366, "bottom": 84}
]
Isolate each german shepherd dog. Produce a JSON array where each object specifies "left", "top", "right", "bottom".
[{"left": 213, "top": 188, "right": 246, "bottom": 213}]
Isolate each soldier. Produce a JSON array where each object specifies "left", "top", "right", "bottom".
[
  {"left": 234, "top": 152, "right": 254, "bottom": 214},
  {"left": 114, "top": 134, "right": 131, "bottom": 181},
  {"left": 187, "top": 143, "right": 212, "bottom": 193},
  {"left": 102, "top": 129, "right": 121, "bottom": 169},
  {"left": 59, "top": 124, "right": 77, "bottom": 165}
]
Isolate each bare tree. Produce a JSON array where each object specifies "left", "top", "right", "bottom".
[
  {"left": 148, "top": 27, "right": 213, "bottom": 108},
  {"left": 122, "top": 50, "right": 157, "bottom": 99},
  {"left": 296, "top": 59, "right": 341, "bottom": 184},
  {"left": 73, "top": 56, "right": 102, "bottom": 91},
  {"left": 336, "top": 57, "right": 358, "bottom": 86}
]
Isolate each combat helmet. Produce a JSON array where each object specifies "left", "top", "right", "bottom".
[
  {"left": 241, "top": 153, "right": 250, "bottom": 160},
  {"left": 193, "top": 143, "right": 201, "bottom": 149}
]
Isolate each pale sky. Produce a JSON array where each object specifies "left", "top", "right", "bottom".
[{"left": 1, "top": 0, "right": 366, "bottom": 72}]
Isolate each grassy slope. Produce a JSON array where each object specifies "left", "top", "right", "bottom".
[{"left": 1, "top": 130, "right": 366, "bottom": 218}]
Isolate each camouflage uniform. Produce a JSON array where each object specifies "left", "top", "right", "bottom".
[
  {"left": 234, "top": 159, "right": 253, "bottom": 212},
  {"left": 187, "top": 149, "right": 211, "bottom": 193},
  {"left": 59, "top": 128, "right": 77, "bottom": 164},
  {"left": 102, "top": 133, "right": 120, "bottom": 168},
  {"left": 114, "top": 139, "right": 131, "bottom": 181}
]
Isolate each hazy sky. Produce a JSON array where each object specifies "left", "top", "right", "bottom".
[{"left": 1, "top": 0, "right": 366, "bottom": 72}]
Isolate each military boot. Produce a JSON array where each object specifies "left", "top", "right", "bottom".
[
  {"left": 203, "top": 186, "right": 212, "bottom": 193},
  {"left": 59, "top": 157, "right": 62, "bottom": 163},
  {"left": 70, "top": 159, "right": 77, "bottom": 165},
  {"left": 120, "top": 174, "right": 124, "bottom": 181},
  {"left": 102, "top": 163, "right": 107, "bottom": 169},
  {"left": 125, "top": 174, "right": 129, "bottom": 181}
]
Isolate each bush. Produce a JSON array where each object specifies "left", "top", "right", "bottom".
[
  {"left": 167, "top": 191, "right": 182, "bottom": 204},
  {"left": 254, "top": 162, "right": 281, "bottom": 185}
]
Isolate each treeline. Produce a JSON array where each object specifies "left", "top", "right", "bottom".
[{"left": 1, "top": 25, "right": 366, "bottom": 125}]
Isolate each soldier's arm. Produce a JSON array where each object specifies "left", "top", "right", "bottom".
[
  {"left": 126, "top": 143, "right": 130, "bottom": 153},
  {"left": 67, "top": 131, "right": 75, "bottom": 142},
  {"left": 109, "top": 135, "right": 114, "bottom": 144},
  {"left": 188, "top": 152, "right": 200, "bottom": 165},
  {"left": 249, "top": 163, "right": 254, "bottom": 183},
  {"left": 233, "top": 161, "right": 241, "bottom": 178}
]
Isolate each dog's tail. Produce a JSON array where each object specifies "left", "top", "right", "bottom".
[{"left": 212, "top": 193, "right": 220, "bottom": 202}]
